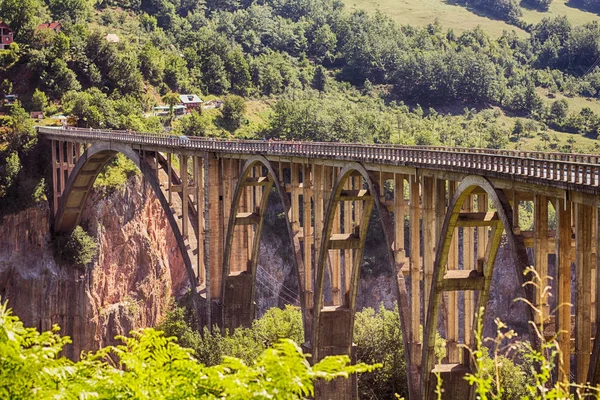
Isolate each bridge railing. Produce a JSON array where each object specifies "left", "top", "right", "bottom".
[{"left": 37, "top": 126, "right": 600, "bottom": 189}]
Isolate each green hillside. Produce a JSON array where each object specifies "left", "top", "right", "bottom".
[{"left": 345, "top": 0, "right": 599, "bottom": 37}]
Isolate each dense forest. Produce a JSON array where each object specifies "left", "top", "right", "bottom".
[{"left": 0, "top": 0, "right": 599, "bottom": 141}]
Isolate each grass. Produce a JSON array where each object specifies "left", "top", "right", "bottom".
[
  {"left": 536, "top": 87, "right": 600, "bottom": 115},
  {"left": 521, "top": 0, "right": 600, "bottom": 26},
  {"left": 343, "top": 0, "right": 527, "bottom": 37},
  {"left": 344, "top": 0, "right": 600, "bottom": 39}
]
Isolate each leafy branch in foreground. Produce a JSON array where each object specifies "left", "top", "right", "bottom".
[
  {"left": 463, "top": 268, "right": 600, "bottom": 399},
  {"left": 0, "top": 300, "right": 377, "bottom": 399}
]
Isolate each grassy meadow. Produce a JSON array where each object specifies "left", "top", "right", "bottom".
[{"left": 344, "top": 0, "right": 599, "bottom": 38}]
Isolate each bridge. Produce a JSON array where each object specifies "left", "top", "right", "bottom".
[{"left": 38, "top": 126, "right": 600, "bottom": 399}]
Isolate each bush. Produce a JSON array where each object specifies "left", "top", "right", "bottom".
[
  {"left": 55, "top": 226, "right": 98, "bottom": 265},
  {"left": 354, "top": 305, "right": 408, "bottom": 399},
  {"left": 158, "top": 304, "right": 304, "bottom": 366}
]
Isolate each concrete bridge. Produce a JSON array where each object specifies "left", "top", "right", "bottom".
[{"left": 38, "top": 126, "right": 600, "bottom": 399}]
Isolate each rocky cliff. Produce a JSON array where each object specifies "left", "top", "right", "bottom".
[{"left": 0, "top": 175, "right": 187, "bottom": 359}]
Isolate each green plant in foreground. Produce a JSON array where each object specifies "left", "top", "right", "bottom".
[
  {"left": 0, "top": 300, "right": 377, "bottom": 399},
  {"left": 464, "top": 268, "right": 600, "bottom": 399}
]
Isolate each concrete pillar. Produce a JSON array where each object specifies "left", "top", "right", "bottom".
[
  {"left": 311, "top": 163, "right": 324, "bottom": 313},
  {"left": 207, "top": 156, "right": 224, "bottom": 320},
  {"left": 422, "top": 177, "right": 434, "bottom": 321},
  {"left": 303, "top": 163, "right": 313, "bottom": 306},
  {"left": 344, "top": 177, "right": 353, "bottom": 296},
  {"left": 463, "top": 195, "right": 475, "bottom": 347},
  {"left": 394, "top": 174, "right": 406, "bottom": 264},
  {"left": 556, "top": 198, "right": 572, "bottom": 384},
  {"left": 167, "top": 153, "right": 172, "bottom": 204},
  {"left": 446, "top": 181, "right": 460, "bottom": 363},
  {"left": 196, "top": 156, "right": 205, "bottom": 284},
  {"left": 534, "top": 195, "right": 549, "bottom": 324},
  {"left": 576, "top": 203, "right": 593, "bottom": 384},
  {"left": 409, "top": 174, "right": 421, "bottom": 366},
  {"left": 51, "top": 140, "right": 59, "bottom": 214},
  {"left": 180, "top": 155, "right": 188, "bottom": 239}
]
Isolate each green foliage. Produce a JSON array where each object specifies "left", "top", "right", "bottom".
[
  {"left": 0, "top": 43, "right": 20, "bottom": 71},
  {"left": 354, "top": 304, "right": 408, "bottom": 399},
  {"left": 522, "top": 0, "right": 552, "bottom": 11},
  {"left": 159, "top": 304, "right": 304, "bottom": 366},
  {"left": 176, "top": 110, "right": 210, "bottom": 137},
  {"left": 30, "top": 89, "right": 48, "bottom": 112},
  {"left": 461, "top": 270, "right": 600, "bottom": 399},
  {"left": 221, "top": 94, "right": 247, "bottom": 131},
  {"left": 0, "top": 301, "right": 373, "bottom": 399},
  {"left": 94, "top": 153, "right": 139, "bottom": 189},
  {"left": 0, "top": 0, "right": 44, "bottom": 40},
  {"left": 49, "top": 0, "right": 90, "bottom": 22},
  {"left": 54, "top": 225, "right": 98, "bottom": 265}
]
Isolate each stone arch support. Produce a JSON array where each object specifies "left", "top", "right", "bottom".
[
  {"left": 420, "top": 175, "right": 534, "bottom": 399},
  {"left": 221, "top": 155, "right": 307, "bottom": 333},
  {"left": 312, "top": 162, "right": 415, "bottom": 399}
]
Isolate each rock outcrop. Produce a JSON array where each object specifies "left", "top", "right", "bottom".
[{"left": 0, "top": 175, "right": 186, "bottom": 359}]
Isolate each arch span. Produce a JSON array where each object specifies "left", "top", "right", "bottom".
[
  {"left": 54, "top": 142, "right": 203, "bottom": 324},
  {"left": 421, "top": 175, "right": 534, "bottom": 399},
  {"left": 221, "top": 155, "right": 307, "bottom": 332},
  {"left": 312, "top": 162, "right": 416, "bottom": 399}
]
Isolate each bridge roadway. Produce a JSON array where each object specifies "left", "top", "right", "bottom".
[{"left": 38, "top": 126, "right": 600, "bottom": 399}]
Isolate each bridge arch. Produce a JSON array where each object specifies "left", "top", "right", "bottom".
[
  {"left": 54, "top": 142, "right": 203, "bottom": 323},
  {"left": 312, "top": 162, "right": 415, "bottom": 398},
  {"left": 221, "top": 155, "right": 307, "bottom": 332},
  {"left": 420, "top": 175, "right": 534, "bottom": 399}
]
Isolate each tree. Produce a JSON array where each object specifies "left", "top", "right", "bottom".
[
  {"left": 522, "top": 0, "right": 552, "bottom": 11},
  {"left": 49, "top": 0, "right": 90, "bottom": 22},
  {"left": 0, "top": 0, "right": 43, "bottom": 40},
  {"left": 312, "top": 65, "right": 327, "bottom": 92},
  {"left": 162, "top": 92, "right": 180, "bottom": 116},
  {"left": 30, "top": 89, "right": 48, "bottom": 112},
  {"left": 311, "top": 24, "right": 337, "bottom": 64},
  {"left": 0, "top": 302, "right": 372, "bottom": 399},
  {"left": 225, "top": 49, "right": 251, "bottom": 96},
  {"left": 178, "top": 111, "right": 209, "bottom": 137},
  {"left": 512, "top": 119, "right": 524, "bottom": 142},
  {"left": 549, "top": 99, "right": 569, "bottom": 123},
  {"left": 221, "top": 94, "right": 246, "bottom": 131}
]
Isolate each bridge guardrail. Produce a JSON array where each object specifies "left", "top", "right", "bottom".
[{"left": 37, "top": 126, "right": 600, "bottom": 189}]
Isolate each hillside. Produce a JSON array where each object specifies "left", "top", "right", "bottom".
[{"left": 344, "top": 0, "right": 599, "bottom": 37}]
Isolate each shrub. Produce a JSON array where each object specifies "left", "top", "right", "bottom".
[{"left": 55, "top": 225, "right": 98, "bottom": 265}]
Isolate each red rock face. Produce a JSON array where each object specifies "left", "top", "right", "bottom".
[{"left": 0, "top": 175, "right": 186, "bottom": 359}]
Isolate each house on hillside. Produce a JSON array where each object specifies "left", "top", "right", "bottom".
[
  {"left": 0, "top": 22, "right": 13, "bottom": 50},
  {"left": 36, "top": 22, "right": 62, "bottom": 33},
  {"left": 4, "top": 94, "right": 17, "bottom": 106},
  {"left": 179, "top": 94, "right": 202, "bottom": 111}
]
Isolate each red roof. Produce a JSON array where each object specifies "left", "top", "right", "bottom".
[
  {"left": 0, "top": 22, "right": 12, "bottom": 32},
  {"left": 36, "top": 22, "right": 61, "bottom": 31}
]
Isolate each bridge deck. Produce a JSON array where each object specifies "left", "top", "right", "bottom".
[{"left": 38, "top": 126, "right": 600, "bottom": 196}]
